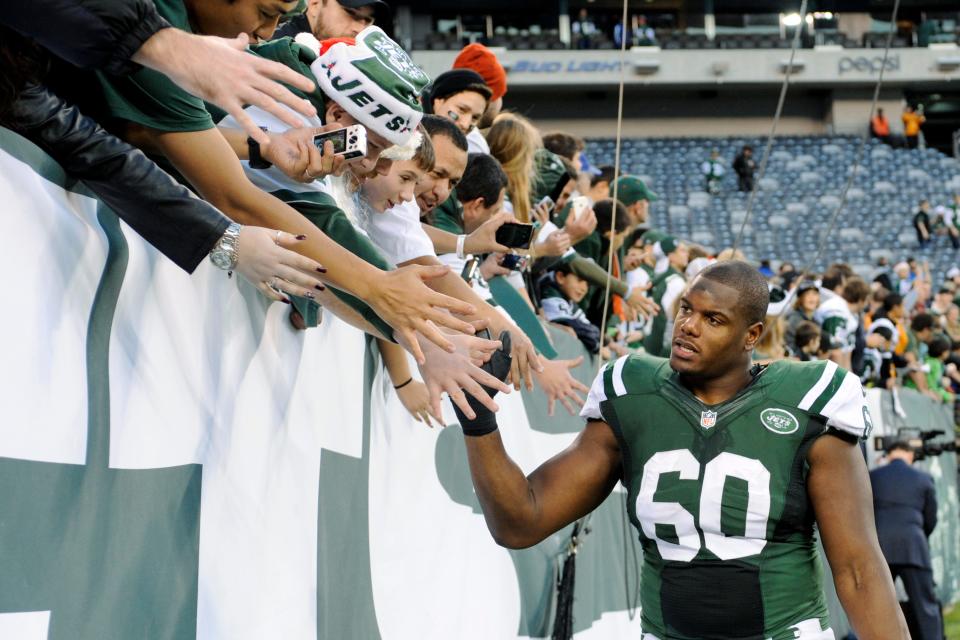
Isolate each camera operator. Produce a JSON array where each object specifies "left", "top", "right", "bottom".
[{"left": 870, "top": 441, "right": 942, "bottom": 639}]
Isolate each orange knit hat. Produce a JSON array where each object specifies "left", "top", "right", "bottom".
[{"left": 452, "top": 43, "right": 507, "bottom": 101}]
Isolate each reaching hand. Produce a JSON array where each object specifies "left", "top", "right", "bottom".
[
  {"left": 533, "top": 356, "right": 590, "bottom": 417},
  {"left": 261, "top": 124, "right": 347, "bottom": 182},
  {"left": 233, "top": 227, "right": 326, "bottom": 302},
  {"left": 479, "top": 253, "right": 511, "bottom": 281},
  {"left": 626, "top": 284, "right": 659, "bottom": 319},
  {"left": 484, "top": 320, "right": 543, "bottom": 392},
  {"left": 370, "top": 265, "right": 478, "bottom": 365},
  {"left": 464, "top": 211, "right": 515, "bottom": 255},
  {"left": 531, "top": 200, "right": 552, "bottom": 228},
  {"left": 133, "top": 30, "right": 317, "bottom": 145},
  {"left": 563, "top": 205, "right": 597, "bottom": 244},
  {"left": 417, "top": 332, "right": 512, "bottom": 420},
  {"left": 538, "top": 230, "right": 572, "bottom": 257},
  {"left": 395, "top": 380, "right": 441, "bottom": 427}
]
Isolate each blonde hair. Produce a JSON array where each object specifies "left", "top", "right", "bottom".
[
  {"left": 486, "top": 112, "right": 541, "bottom": 222},
  {"left": 715, "top": 247, "right": 747, "bottom": 262},
  {"left": 755, "top": 314, "right": 786, "bottom": 361}
]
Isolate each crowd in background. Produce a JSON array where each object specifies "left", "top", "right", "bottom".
[{"left": 5, "top": 0, "right": 960, "bottom": 429}]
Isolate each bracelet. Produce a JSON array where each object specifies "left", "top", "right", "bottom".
[
  {"left": 393, "top": 377, "right": 413, "bottom": 390},
  {"left": 456, "top": 234, "right": 467, "bottom": 259}
]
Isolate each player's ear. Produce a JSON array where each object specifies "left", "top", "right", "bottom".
[{"left": 744, "top": 321, "right": 764, "bottom": 351}]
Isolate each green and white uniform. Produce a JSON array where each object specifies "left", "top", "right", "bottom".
[
  {"left": 814, "top": 295, "right": 858, "bottom": 353},
  {"left": 581, "top": 356, "right": 872, "bottom": 640}
]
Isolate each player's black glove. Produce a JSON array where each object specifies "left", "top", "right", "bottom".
[{"left": 453, "top": 330, "right": 512, "bottom": 437}]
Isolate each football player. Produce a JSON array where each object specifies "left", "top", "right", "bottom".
[{"left": 456, "top": 260, "right": 908, "bottom": 639}]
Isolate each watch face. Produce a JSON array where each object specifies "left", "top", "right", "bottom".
[{"left": 210, "top": 250, "right": 234, "bottom": 270}]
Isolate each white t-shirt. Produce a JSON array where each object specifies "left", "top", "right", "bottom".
[
  {"left": 365, "top": 200, "right": 437, "bottom": 266},
  {"left": 536, "top": 220, "right": 560, "bottom": 244},
  {"left": 467, "top": 128, "right": 490, "bottom": 155},
  {"left": 814, "top": 295, "right": 858, "bottom": 353},
  {"left": 626, "top": 267, "right": 650, "bottom": 291}
]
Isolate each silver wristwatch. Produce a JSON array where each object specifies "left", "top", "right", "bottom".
[{"left": 209, "top": 222, "right": 242, "bottom": 271}]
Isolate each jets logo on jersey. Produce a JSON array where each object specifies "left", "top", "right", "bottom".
[
  {"left": 700, "top": 410, "right": 717, "bottom": 429},
  {"left": 760, "top": 408, "right": 799, "bottom": 435}
]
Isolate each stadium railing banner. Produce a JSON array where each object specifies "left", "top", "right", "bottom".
[{"left": 0, "top": 127, "right": 957, "bottom": 639}]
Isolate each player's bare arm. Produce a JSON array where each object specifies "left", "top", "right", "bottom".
[
  {"left": 463, "top": 419, "right": 622, "bottom": 549},
  {"left": 808, "top": 433, "right": 910, "bottom": 639}
]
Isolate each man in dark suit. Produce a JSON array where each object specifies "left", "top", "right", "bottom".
[{"left": 870, "top": 442, "right": 942, "bottom": 639}]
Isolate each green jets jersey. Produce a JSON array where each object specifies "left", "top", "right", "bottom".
[{"left": 581, "top": 355, "right": 872, "bottom": 640}]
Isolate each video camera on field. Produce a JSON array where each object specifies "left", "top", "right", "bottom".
[{"left": 874, "top": 428, "right": 959, "bottom": 461}]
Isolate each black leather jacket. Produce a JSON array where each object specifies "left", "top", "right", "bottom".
[
  {"left": 9, "top": 83, "right": 230, "bottom": 272},
  {"left": 3, "top": 0, "right": 168, "bottom": 76}
]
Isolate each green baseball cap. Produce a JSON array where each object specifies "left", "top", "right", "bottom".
[
  {"left": 640, "top": 229, "right": 665, "bottom": 246},
  {"left": 611, "top": 176, "right": 658, "bottom": 205},
  {"left": 657, "top": 235, "right": 679, "bottom": 255}
]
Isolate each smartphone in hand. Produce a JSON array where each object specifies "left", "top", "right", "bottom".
[{"left": 495, "top": 222, "right": 535, "bottom": 249}]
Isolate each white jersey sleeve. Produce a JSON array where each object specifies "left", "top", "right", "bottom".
[
  {"left": 365, "top": 200, "right": 436, "bottom": 265},
  {"left": 797, "top": 361, "right": 873, "bottom": 439},
  {"left": 579, "top": 357, "right": 629, "bottom": 421},
  {"left": 580, "top": 367, "right": 609, "bottom": 421},
  {"left": 467, "top": 128, "right": 490, "bottom": 154}
]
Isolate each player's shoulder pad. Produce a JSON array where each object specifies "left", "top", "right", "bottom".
[
  {"left": 602, "top": 353, "right": 671, "bottom": 399},
  {"left": 768, "top": 359, "right": 871, "bottom": 439},
  {"left": 580, "top": 353, "right": 670, "bottom": 422}
]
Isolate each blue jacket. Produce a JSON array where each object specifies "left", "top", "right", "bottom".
[{"left": 869, "top": 458, "right": 937, "bottom": 568}]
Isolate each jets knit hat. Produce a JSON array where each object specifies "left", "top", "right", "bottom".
[
  {"left": 311, "top": 26, "right": 429, "bottom": 146},
  {"left": 452, "top": 43, "right": 508, "bottom": 101}
]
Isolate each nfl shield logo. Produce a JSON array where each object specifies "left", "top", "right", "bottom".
[{"left": 700, "top": 410, "right": 717, "bottom": 429}]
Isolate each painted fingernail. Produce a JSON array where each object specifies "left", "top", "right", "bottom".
[
  {"left": 282, "top": 298, "right": 291, "bottom": 305},
  {"left": 316, "top": 267, "right": 326, "bottom": 273},
  {"left": 295, "top": 234, "right": 307, "bottom": 240},
  {"left": 315, "top": 284, "right": 325, "bottom": 291}
]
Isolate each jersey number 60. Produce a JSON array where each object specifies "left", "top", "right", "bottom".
[{"left": 636, "top": 450, "right": 772, "bottom": 562}]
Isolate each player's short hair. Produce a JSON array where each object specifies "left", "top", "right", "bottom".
[
  {"left": 795, "top": 320, "right": 821, "bottom": 348},
  {"left": 872, "top": 326, "right": 895, "bottom": 343},
  {"left": 694, "top": 260, "right": 770, "bottom": 326},
  {"left": 882, "top": 293, "right": 903, "bottom": 312},
  {"left": 541, "top": 131, "right": 584, "bottom": 161},
  {"left": 911, "top": 313, "right": 935, "bottom": 333},
  {"left": 889, "top": 441, "right": 915, "bottom": 455},
  {"left": 421, "top": 114, "right": 468, "bottom": 152},
  {"left": 821, "top": 265, "right": 847, "bottom": 291},
  {"left": 457, "top": 153, "right": 507, "bottom": 206},
  {"left": 593, "top": 199, "right": 631, "bottom": 234},
  {"left": 841, "top": 277, "right": 870, "bottom": 304},
  {"left": 590, "top": 165, "right": 616, "bottom": 187},
  {"left": 929, "top": 335, "right": 951, "bottom": 358}
]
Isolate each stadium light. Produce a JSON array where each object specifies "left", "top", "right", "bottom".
[{"left": 782, "top": 13, "right": 802, "bottom": 27}]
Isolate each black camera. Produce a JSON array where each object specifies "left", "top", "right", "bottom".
[{"left": 874, "top": 428, "right": 958, "bottom": 461}]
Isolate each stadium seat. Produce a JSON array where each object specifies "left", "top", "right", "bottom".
[{"left": 585, "top": 134, "right": 960, "bottom": 284}]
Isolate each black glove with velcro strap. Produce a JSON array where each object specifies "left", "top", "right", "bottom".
[{"left": 452, "top": 330, "right": 513, "bottom": 437}]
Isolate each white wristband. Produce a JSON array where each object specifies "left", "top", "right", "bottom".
[{"left": 456, "top": 234, "right": 467, "bottom": 259}]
